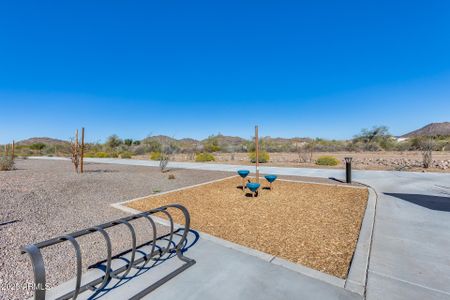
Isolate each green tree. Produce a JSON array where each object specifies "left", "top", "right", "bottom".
[
  {"left": 203, "top": 135, "right": 221, "bottom": 152},
  {"left": 30, "top": 143, "right": 46, "bottom": 151},
  {"left": 124, "top": 139, "right": 133, "bottom": 146},
  {"left": 142, "top": 138, "right": 162, "bottom": 152},
  {"left": 106, "top": 135, "right": 123, "bottom": 149},
  {"left": 353, "top": 126, "right": 392, "bottom": 150}
]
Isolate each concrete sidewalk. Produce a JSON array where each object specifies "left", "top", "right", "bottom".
[
  {"left": 31, "top": 157, "right": 450, "bottom": 299},
  {"left": 148, "top": 237, "right": 361, "bottom": 300}
]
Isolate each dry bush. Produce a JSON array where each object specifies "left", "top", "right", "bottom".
[
  {"left": 297, "top": 143, "right": 314, "bottom": 163},
  {"left": 159, "top": 144, "right": 174, "bottom": 172},
  {"left": 420, "top": 138, "right": 435, "bottom": 169},
  {"left": 159, "top": 154, "right": 169, "bottom": 172},
  {"left": 187, "top": 152, "right": 195, "bottom": 161},
  {"left": 0, "top": 156, "right": 14, "bottom": 171}
]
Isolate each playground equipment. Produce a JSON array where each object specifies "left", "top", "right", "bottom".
[
  {"left": 246, "top": 182, "right": 261, "bottom": 197},
  {"left": 237, "top": 170, "right": 250, "bottom": 191},
  {"left": 264, "top": 175, "right": 277, "bottom": 190},
  {"left": 21, "top": 204, "right": 195, "bottom": 300},
  {"left": 255, "top": 125, "right": 260, "bottom": 183}
]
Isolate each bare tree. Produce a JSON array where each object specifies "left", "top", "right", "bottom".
[
  {"left": 159, "top": 142, "right": 174, "bottom": 173},
  {"left": 159, "top": 152, "right": 169, "bottom": 172},
  {"left": 354, "top": 125, "right": 391, "bottom": 151},
  {"left": 420, "top": 138, "right": 435, "bottom": 169},
  {"left": 297, "top": 142, "right": 314, "bottom": 163}
]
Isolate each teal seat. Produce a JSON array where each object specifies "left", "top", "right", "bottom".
[
  {"left": 264, "top": 175, "right": 277, "bottom": 183},
  {"left": 237, "top": 170, "right": 250, "bottom": 178},
  {"left": 246, "top": 182, "right": 260, "bottom": 192}
]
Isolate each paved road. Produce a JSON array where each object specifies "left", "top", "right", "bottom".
[{"left": 31, "top": 157, "right": 450, "bottom": 299}]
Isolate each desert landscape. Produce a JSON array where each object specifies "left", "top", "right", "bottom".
[
  {"left": 1, "top": 3, "right": 450, "bottom": 299},
  {"left": 2, "top": 123, "right": 450, "bottom": 173}
]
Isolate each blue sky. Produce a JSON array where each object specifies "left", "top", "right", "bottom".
[{"left": 1, "top": 1, "right": 449, "bottom": 143}]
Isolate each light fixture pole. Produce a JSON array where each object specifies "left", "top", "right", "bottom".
[{"left": 345, "top": 157, "right": 352, "bottom": 184}]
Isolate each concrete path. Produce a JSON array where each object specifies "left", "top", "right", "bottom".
[
  {"left": 47, "top": 230, "right": 361, "bottom": 300},
  {"left": 31, "top": 157, "right": 450, "bottom": 299},
  {"left": 148, "top": 236, "right": 361, "bottom": 300}
]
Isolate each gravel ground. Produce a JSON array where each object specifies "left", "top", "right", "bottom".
[{"left": 0, "top": 159, "right": 231, "bottom": 300}]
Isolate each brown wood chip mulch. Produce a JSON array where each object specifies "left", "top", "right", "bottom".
[{"left": 127, "top": 177, "right": 368, "bottom": 278}]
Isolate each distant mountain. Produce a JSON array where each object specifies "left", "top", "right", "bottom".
[
  {"left": 14, "top": 134, "right": 312, "bottom": 149},
  {"left": 205, "top": 134, "right": 247, "bottom": 146},
  {"left": 401, "top": 122, "right": 450, "bottom": 138},
  {"left": 143, "top": 135, "right": 178, "bottom": 143},
  {"left": 16, "top": 137, "right": 69, "bottom": 145}
]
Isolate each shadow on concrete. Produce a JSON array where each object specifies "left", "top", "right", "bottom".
[
  {"left": 384, "top": 193, "right": 450, "bottom": 212},
  {"left": 328, "top": 177, "right": 345, "bottom": 183},
  {"left": 87, "top": 229, "right": 200, "bottom": 299}
]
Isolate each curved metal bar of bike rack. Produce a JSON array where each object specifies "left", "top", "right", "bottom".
[
  {"left": 161, "top": 204, "right": 193, "bottom": 263},
  {"left": 166, "top": 204, "right": 191, "bottom": 251},
  {"left": 86, "top": 227, "right": 112, "bottom": 291},
  {"left": 58, "top": 235, "right": 83, "bottom": 300},
  {"left": 21, "top": 204, "right": 195, "bottom": 300},
  {"left": 109, "top": 220, "right": 137, "bottom": 280},
  {"left": 133, "top": 214, "right": 158, "bottom": 269},
  {"left": 153, "top": 208, "right": 175, "bottom": 258},
  {"left": 22, "top": 244, "right": 46, "bottom": 300}
]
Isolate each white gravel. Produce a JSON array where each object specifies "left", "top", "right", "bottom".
[{"left": 0, "top": 159, "right": 230, "bottom": 300}]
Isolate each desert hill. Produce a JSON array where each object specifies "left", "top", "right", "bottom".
[{"left": 402, "top": 122, "right": 450, "bottom": 138}]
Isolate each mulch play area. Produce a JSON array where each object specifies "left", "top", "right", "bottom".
[{"left": 126, "top": 176, "right": 369, "bottom": 278}]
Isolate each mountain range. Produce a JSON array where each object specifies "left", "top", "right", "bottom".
[{"left": 13, "top": 122, "right": 450, "bottom": 146}]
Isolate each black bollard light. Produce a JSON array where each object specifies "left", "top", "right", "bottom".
[{"left": 345, "top": 157, "right": 352, "bottom": 184}]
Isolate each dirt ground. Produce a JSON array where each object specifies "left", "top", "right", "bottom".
[
  {"left": 135, "top": 151, "right": 450, "bottom": 172},
  {"left": 127, "top": 176, "right": 369, "bottom": 279},
  {"left": 0, "top": 159, "right": 231, "bottom": 300}
]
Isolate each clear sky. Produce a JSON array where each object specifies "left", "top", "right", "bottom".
[{"left": 1, "top": 1, "right": 449, "bottom": 143}]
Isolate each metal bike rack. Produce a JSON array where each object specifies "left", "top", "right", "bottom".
[{"left": 21, "top": 204, "right": 196, "bottom": 300}]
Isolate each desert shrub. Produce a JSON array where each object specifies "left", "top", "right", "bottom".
[
  {"left": 315, "top": 156, "right": 339, "bottom": 166},
  {"left": 0, "top": 156, "right": 14, "bottom": 171},
  {"left": 419, "top": 138, "right": 435, "bottom": 168},
  {"left": 106, "top": 135, "right": 123, "bottom": 149},
  {"left": 132, "top": 145, "right": 150, "bottom": 155},
  {"left": 20, "top": 148, "right": 34, "bottom": 156},
  {"left": 30, "top": 143, "right": 46, "bottom": 151},
  {"left": 150, "top": 151, "right": 161, "bottom": 160},
  {"left": 249, "top": 151, "right": 269, "bottom": 163},
  {"left": 95, "top": 152, "right": 110, "bottom": 158},
  {"left": 159, "top": 153, "right": 169, "bottom": 172},
  {"left": 195, "top": 152, "right": 215, "bottom": 162},
  {"left": 84, "top": 153, "right": 94, "bottom": 158},
  {"left": 203, "top": 135, "right": 221, "bottom": 152},
  {"left": 119, "top": 151, "right": 133, "bottom": 159},
  {"left": 124, "top": 139, "right": 133, "bottom": 146},
  {"left": 142, "top": 138, "right": 162, "bottom": 152}
]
